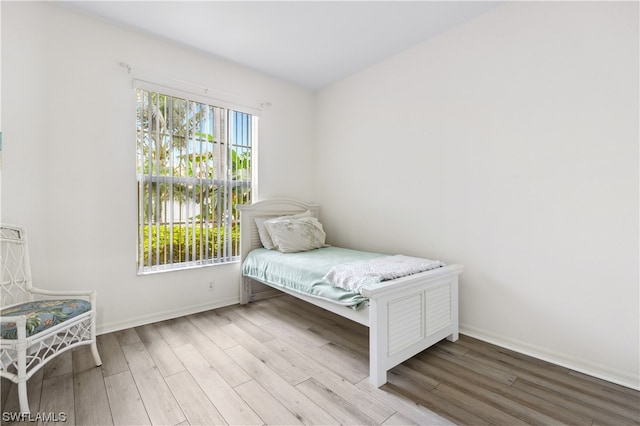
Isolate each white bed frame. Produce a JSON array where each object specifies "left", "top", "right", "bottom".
[{"left": 238, "top": 199, "right": 464, "bottom": 387}]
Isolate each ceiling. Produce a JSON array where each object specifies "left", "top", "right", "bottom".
[{"left": 62, "top": 1, "right": 501, "bottom": 90}]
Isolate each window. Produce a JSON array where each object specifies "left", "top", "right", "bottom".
[{"left": 136, "top": 87, "right": 255, "bottom": 273}]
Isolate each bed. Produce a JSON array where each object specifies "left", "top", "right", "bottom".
[{"left": 238, "top": 198, "right": 464, "bottom": 386}]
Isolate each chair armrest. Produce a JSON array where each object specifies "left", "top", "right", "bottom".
[
  {"left": 29, "top": 288, "right": 97, "bottom": 306},
  {"left": 0, "top": 314, "right": 28, "bottom": 341},
  {"left": 0, "top": 314, "right": 26, "bottom": 324},
  {"left": 29, "top": 288, "right": 95, "bottom": 298}
]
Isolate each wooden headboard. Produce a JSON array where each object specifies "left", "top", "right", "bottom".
[{"left": 237, "top": 198, "right": 321, "bottom": 262}]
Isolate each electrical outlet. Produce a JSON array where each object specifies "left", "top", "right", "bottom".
[{"left": 208, "top": 281, "right": 215, "bottom": 292}]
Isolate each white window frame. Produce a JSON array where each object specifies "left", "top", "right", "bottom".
[{"left": 135, "top": 81, "right": 258, "bottom": 274}]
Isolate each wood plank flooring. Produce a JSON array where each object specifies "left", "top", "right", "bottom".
[{"left": 2, "top": 295, "right": 638, "bottom": 425}]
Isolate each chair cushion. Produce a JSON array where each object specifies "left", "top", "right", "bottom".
[{"left": 0, "top": 299, "right": 91, "bottom": 339}]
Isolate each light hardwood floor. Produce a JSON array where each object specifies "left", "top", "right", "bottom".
[{"left": 2, "top": 295, "right": 639, "bottom": 425}]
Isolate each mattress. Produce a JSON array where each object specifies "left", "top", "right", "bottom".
[{"left": 241, "top": 246, "right": 385, "bottom": 307}]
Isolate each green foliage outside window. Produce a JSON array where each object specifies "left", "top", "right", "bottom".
[{"left": 140, "top": 223, "right": 241, "bottom": 267}]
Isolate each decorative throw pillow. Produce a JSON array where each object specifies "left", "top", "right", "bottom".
[
  {"left": 255, "top": 210, "right": 311, "bottom": 250},
  {"left": 263, "top": 216, "right": 327, "bottom": 253}
]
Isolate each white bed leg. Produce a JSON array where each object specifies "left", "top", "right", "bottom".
[
  {"left": 446, "top": 278, "right": 459, "bottom": 342},
  {"left": 370, "top": 365, "right": 388, "bottom": 387},
  {"left": 368, "top": 299, "right": 389, "bottom": 387},
  {"left": 240, "top": 277, "right": 251, "bottom": 305}
]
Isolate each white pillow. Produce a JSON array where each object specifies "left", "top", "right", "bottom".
[
  {"left": 255, "top": 210, "right": 311, "bottom": 250},
  {"left": 263, "top": 216, "right": 327, "bottom": 253}
]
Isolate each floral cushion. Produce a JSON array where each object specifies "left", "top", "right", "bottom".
[{"left": 0, "top": 299, "right": 91, "bottom": 339}]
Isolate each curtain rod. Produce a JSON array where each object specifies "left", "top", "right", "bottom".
[{"left": 118, "top": 62, "right": 272, "bottom": 110}]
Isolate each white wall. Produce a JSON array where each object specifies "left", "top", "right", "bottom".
[
  {"left": 316, "top": 2, "right": 639, "bottom": 389},
  {"left": 1, "top": 2, "right": 316, "bottom": 333}
]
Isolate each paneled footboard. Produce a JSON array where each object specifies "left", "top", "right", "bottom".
[{"left": 363, "top": 264, "right": 463, "bottom": 386}]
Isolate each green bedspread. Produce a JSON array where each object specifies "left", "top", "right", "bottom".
[{"left": 242, "top": 246, "right": 385, "bottom": 307}]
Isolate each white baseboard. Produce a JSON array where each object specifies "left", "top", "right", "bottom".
[
  {"left": 460, "top": 325, "right": 639, "bottom": 391},
  {"left": 97, "top": 296, "right": 240, "bottom": 335}
]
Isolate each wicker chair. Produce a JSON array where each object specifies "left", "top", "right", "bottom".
[{"left": 0, "top": 224, "right": 102, "bottom": 413}]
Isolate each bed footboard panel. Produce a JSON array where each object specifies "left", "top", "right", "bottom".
[{"left": 366, "top": 266, "right": 462, "bottom": 387}]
